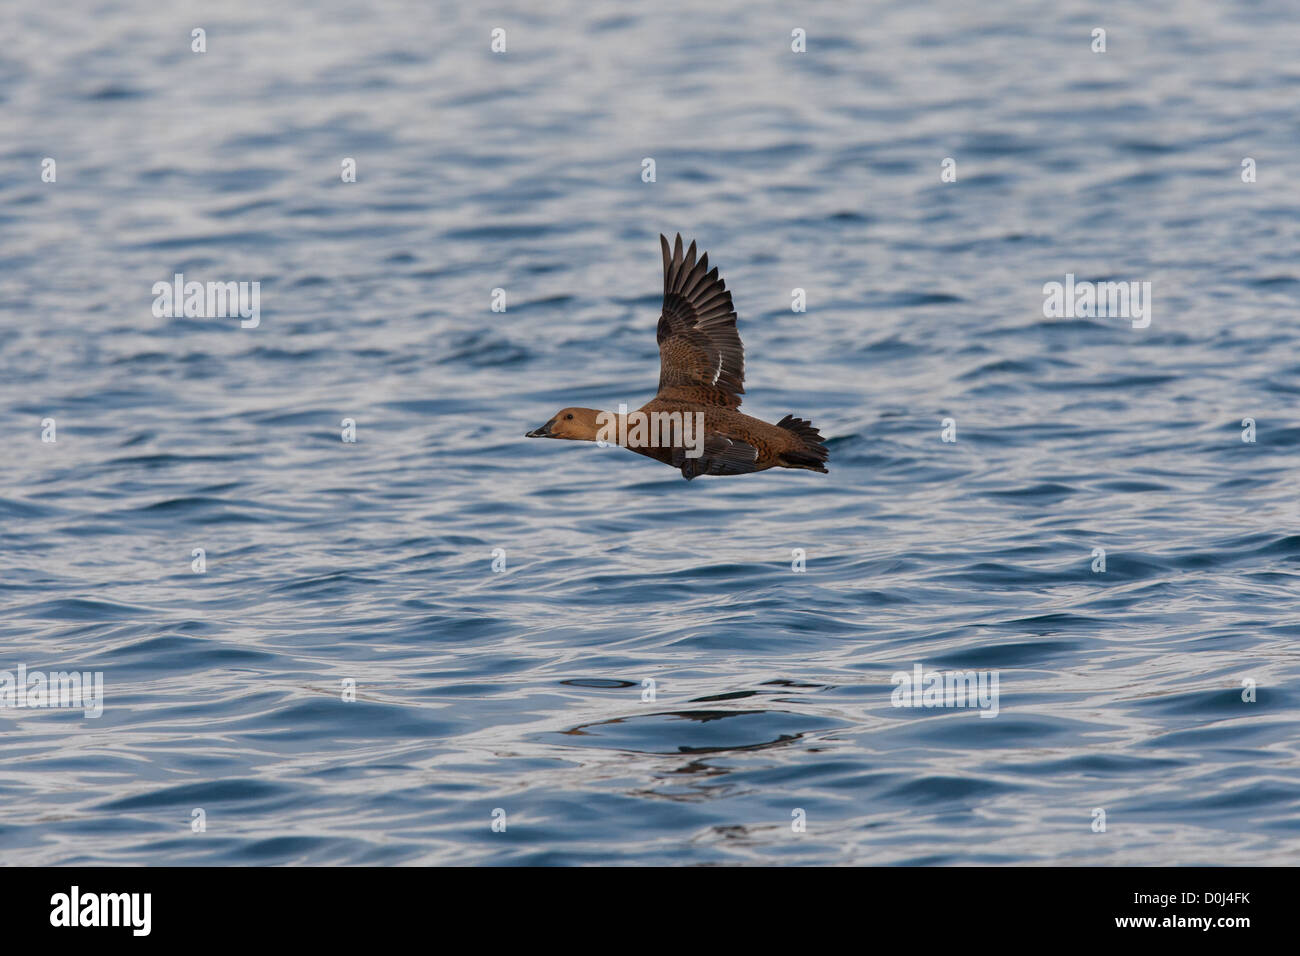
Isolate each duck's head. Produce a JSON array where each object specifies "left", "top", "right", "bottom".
[{"left": 526, "top": 407, "right": 605, "bottom": 441}]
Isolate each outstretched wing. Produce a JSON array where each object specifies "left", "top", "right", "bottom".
[
  {"left": 656, "top": 234, "right": 745, "bottom": 409},
  {"left": 672, "top": 434, "right": 761, "bottom": 480}
]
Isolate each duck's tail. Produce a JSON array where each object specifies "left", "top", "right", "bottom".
[{"left": 776, "top": 414, "right": 829, "bottom": 473}]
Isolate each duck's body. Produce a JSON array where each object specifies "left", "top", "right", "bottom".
[
  {"left": 628, "top": 400, "right": 828, "bottom": 477},
  {"left": 527, "top": 234, "right": 829, "bottom": 480}
]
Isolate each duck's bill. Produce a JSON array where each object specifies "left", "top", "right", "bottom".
[{"left": 526, "top": 421, "right": 553, "bottom": 438}]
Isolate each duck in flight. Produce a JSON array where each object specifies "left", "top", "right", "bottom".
[{"left": 526, "top": 234, "right": 829, "bottom": 480}]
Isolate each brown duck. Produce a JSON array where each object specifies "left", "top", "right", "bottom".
[{"left": 526, "top": 234, "right": 829, "bottom": 480}]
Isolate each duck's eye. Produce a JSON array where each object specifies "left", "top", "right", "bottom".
[{"left": 565, "top": 413, "right": 574, "bottom": 420}]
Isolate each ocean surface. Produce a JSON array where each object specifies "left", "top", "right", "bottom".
[{"left": 2, "top": 0, "right": 1298, "bottom": 865}]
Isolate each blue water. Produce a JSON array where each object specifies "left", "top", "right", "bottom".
[{"left": 2, "top": 0, "right": 1299, "bottom": 865}]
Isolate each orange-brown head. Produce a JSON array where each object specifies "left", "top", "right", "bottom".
[{"left": 525, "top": 407, "right": 607, "bottom": 442}]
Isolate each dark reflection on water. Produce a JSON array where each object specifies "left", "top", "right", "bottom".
[{"left": 555, "top": 708, "right": 845, "bottom": 756}]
